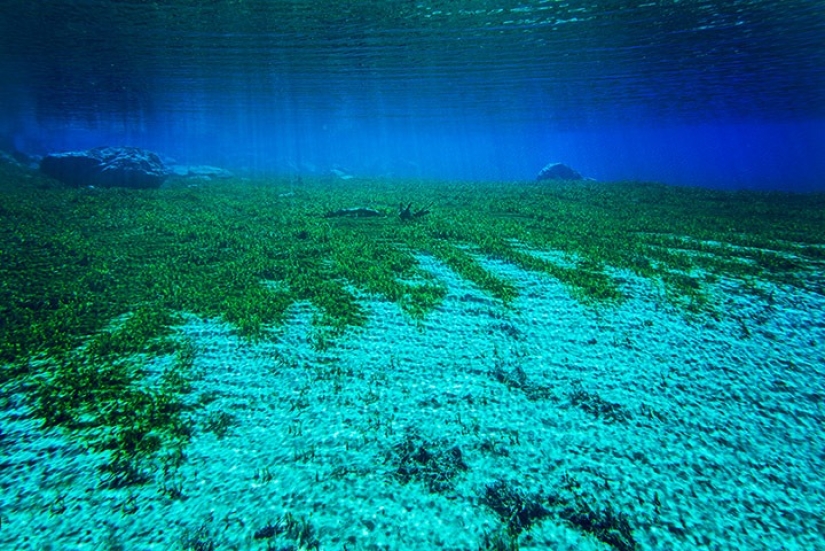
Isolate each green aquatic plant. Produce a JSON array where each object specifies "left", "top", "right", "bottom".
[
  {"left": 203, "top": 410, "right": 236, "bottom": 438},
  {"left": 560, "top": 499, "right": 639, "bottom": 551},
  {"left": 481, "top": 479, "right": 552, "bottom": 537},
  {"left": 2, "top": 175, "right": 824, "bottom": 485},
  {"left": 28, "top": 307, "right": 194, "bottom": 485},
  {"left": 180, "top": 522, "right": 217, "bottom": 551},
  {"left": 2, "top": 176, "right": 823, "bottom": 357},
  {"left": 567, "top": 382, "right": 632, "bottom": 423},
  {"left": 253, "top": 513, "right": 320, "bottom": 550},
  {"left": 386, "top": 429, "right": 469, "bottom": 493}
]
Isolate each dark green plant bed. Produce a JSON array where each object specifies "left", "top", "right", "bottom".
[
  {"left": 2, "top": 177, "right": 823, "bottom": 369},
  {"left": 1, "top": 175, "right": 823, "bottom": 481}
]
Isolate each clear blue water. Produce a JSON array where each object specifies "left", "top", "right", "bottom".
[
  {"left": 1, "top": 0, "right": 823, "bottom": 189},
  {"left": 2, "top": 4, "right": 825, "bottom": 549}
]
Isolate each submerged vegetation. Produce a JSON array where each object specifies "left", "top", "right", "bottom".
[
  {"left": 1, "top": 170, "right": 824, "bottom": 492},
  {"left": 2, "top": 173, "right": 824, "bottom": 365},
  {"left": 0, "top": 175, "right": 825, "bottom": 356}
]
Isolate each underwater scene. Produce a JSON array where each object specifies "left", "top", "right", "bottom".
[{"left": 1, "top": 1, "right": 824, "bottom": 550}]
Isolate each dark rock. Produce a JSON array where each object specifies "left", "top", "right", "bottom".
[
  {"left": 0, "top": 149, "right": 40, "bottom": 169},
  {"left": 330, "top": 167, "right": 355, "bottom": 180},
  {"left": 40, "top": 146, "right": 169, "bottom": 188},
  {"left": 536, "top": 162, "right": 584, "bottom": 182},
  {"left": 0, "top": 150, "right": 21, "bottom": 167},
  {"left": 168, "top": 164, "right": 233, "bottom": 180}
]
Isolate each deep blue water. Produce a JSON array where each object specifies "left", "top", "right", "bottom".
[{"left": 1, "top": 0, "right": 823, "bottom": 190}]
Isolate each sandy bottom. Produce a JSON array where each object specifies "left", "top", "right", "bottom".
[{"left": 1, "top": 255, "right": 823, "bottom": 550}]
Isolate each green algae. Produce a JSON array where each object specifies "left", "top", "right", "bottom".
[
  {"left": 1, "top": 173, "right": 823, "bottom": 483},
  {"left": 2, "top": 176, "right": 824, "bottom": 366}
]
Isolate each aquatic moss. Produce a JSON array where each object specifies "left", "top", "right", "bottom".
[
  {"left": 2, "top": 175, "right": 822, "bottom": 488},
  {"left": 30, "top": 311, "right": 194, "bottom": 485},
  {"left": 1, "top": 176, "right": 823, "bottom": 368}
]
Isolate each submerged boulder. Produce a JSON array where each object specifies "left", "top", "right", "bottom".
[
  {"left": 330, "top": 166, "right": 355, "bottom": 180},
  {"left": 536, "top": 162, "right": 584, "bottom": 182},
  {"left": 40, "top": 146, "right": 169, "bottom": 188},
  {"left": 168, "top": 164, "right": 234, "bottom": 181},
  {"left": 0, "top": 149, "right": 41, "bottom": 170}
]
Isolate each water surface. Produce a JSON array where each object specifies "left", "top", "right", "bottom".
[{"left": 1, "top": 0, "right": 823, "bottom": 187}]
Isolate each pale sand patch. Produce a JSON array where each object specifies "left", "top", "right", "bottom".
[{"left": 1, "top": 255, "right": 823, "bottom": 550}]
